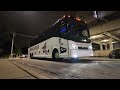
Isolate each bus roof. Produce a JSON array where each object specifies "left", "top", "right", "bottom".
[{"left": 49, "top": 15, "right": 86, "bottom": 29}]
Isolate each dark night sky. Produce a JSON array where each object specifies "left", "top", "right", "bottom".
[{"left": 0, "top": 11, "right": 77, "bottom": 48}]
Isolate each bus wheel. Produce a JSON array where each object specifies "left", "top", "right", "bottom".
[
  {"left": 30, "top": 53, "right": 33, "bottom": 59},
  {"left": 52, "top": 49, "right": 59, "bottom": 60},
  {"left": 30, "top": 53, "right": 32, "bottom": 59}
]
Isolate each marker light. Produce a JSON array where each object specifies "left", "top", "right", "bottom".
[
  {"left": 68, "top": 15, "right": 70, "bottom": 17},
  {"left": 76, "top": 17, "right": 81, "bottom": 21},
  {"left": 63, "top": 15, "right": 66, "bottom": 18}
]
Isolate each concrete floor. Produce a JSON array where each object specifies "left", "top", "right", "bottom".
[
  {"left": 2, "top": 58, "right": 119, "bottom": 79},
  {"left": 0, "top": 59, "right": 36, "bottom": 79}
]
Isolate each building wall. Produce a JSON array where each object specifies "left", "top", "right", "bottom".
[{"left": 93, "top": 50, "right": 111, "bottom": 56}]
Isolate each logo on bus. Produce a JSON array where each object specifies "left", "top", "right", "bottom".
[
  {"left": 42, "top": 42, "right": 49, "bottom": 55},
  {"left": 60, "top": 47, "right": 67, "bottom": 53}
]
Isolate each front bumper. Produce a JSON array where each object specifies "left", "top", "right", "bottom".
[{"left": 70, "top": 49, "right": 93, "bottom": 58}]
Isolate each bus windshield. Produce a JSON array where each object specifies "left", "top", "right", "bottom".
[{"left": 60, "top": 18, "right": 91, "bottom": 43}]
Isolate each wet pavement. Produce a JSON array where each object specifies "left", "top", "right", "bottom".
[
  {"left": 7, "top": 58, "right": 120, "bottom": 79},
  {"left": 0, "top": 59, "right": 36, "bottom": 79}
]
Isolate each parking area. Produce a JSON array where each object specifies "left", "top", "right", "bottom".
[
  {"left": 0, "top": 57, "right": 120, "bottom": 79},
  {"left": 0, "top": 59, "right": 36, "bottom": 79},
  {"left": 0, "top": 11, "right": 120, "bottom": 79}
]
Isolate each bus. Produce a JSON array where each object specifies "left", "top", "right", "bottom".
[{"left": 28, "top": 15, "right": 93, "bottom": 60}]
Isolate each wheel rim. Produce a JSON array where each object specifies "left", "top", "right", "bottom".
[{"left": 55, "top": 52, "right": 59, "bottom": 58}]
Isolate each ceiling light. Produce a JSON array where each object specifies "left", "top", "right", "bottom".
[{"left": 90, "top": 34, "right": 104, "bottom": 39}]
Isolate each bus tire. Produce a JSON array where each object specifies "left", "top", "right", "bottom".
[
  {"left": 30, "top": 53, "right": 33, "bottom": 59},
  {"left": 30, "top": 53, "right": 32, "bottom": 59},
  {"left": 52, "top": 49, "right": 59, "bottom": 60}
]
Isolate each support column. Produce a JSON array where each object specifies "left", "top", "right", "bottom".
[
  {"left": 105, "top": 44, "right": 107, "bottom": 50},
  {"left": 100, "top": 44, "right": 103, "bottom": 51},
  {"left": 109, "top": 38, "right": 113, "bottom": 51}
]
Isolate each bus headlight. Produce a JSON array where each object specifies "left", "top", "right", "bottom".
[
  {"left": 73, "top": 54, "right": 78, "bottom": 58},
  {"left": 88, "top": 45, "right": 93, "bottom": 49},
  {"left": 72, "top": 44, "right": 78, "bottom": 49}
]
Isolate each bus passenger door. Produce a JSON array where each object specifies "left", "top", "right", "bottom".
[{"left": 59, "top": 38, "right": 69, "bottom": 58}]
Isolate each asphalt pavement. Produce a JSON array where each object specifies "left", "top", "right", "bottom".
[
  {"left": 0, "top": 57, "right": 120, "bottom": 79},
  {"left": 0, "top": 59, "right": 36, "bottom": 79},
  {"left": 7, "top": 58, "right": 120, "bottom": 79}
]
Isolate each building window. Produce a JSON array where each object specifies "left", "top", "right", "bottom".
[
  {"left": 92, "top": 43, "right": 100, "bottom": 51},
  {"left": 103, "top": 45, "right": 105, "bottom": 50}
]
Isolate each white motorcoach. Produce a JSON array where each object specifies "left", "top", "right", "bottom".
[{"left": 28, "top": 15, "right": 93, "bottom": 59}]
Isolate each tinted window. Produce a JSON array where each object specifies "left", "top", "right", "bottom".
[
  {"left": 30, "top": 17, "right": 91, "bottom": 46},
  {"left": 66, "top": 18, "right": 90, "bottom": 43}
]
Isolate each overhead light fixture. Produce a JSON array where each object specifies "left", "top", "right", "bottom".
[
  {"left": 112, "top": 42, "right": 117, "bottom": 43},
  {"left": 90, "top": 34, "right": 104, "bottom": 39},
  {"left": 99, "top": 39, "right": 109, "bottom": 42}
]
